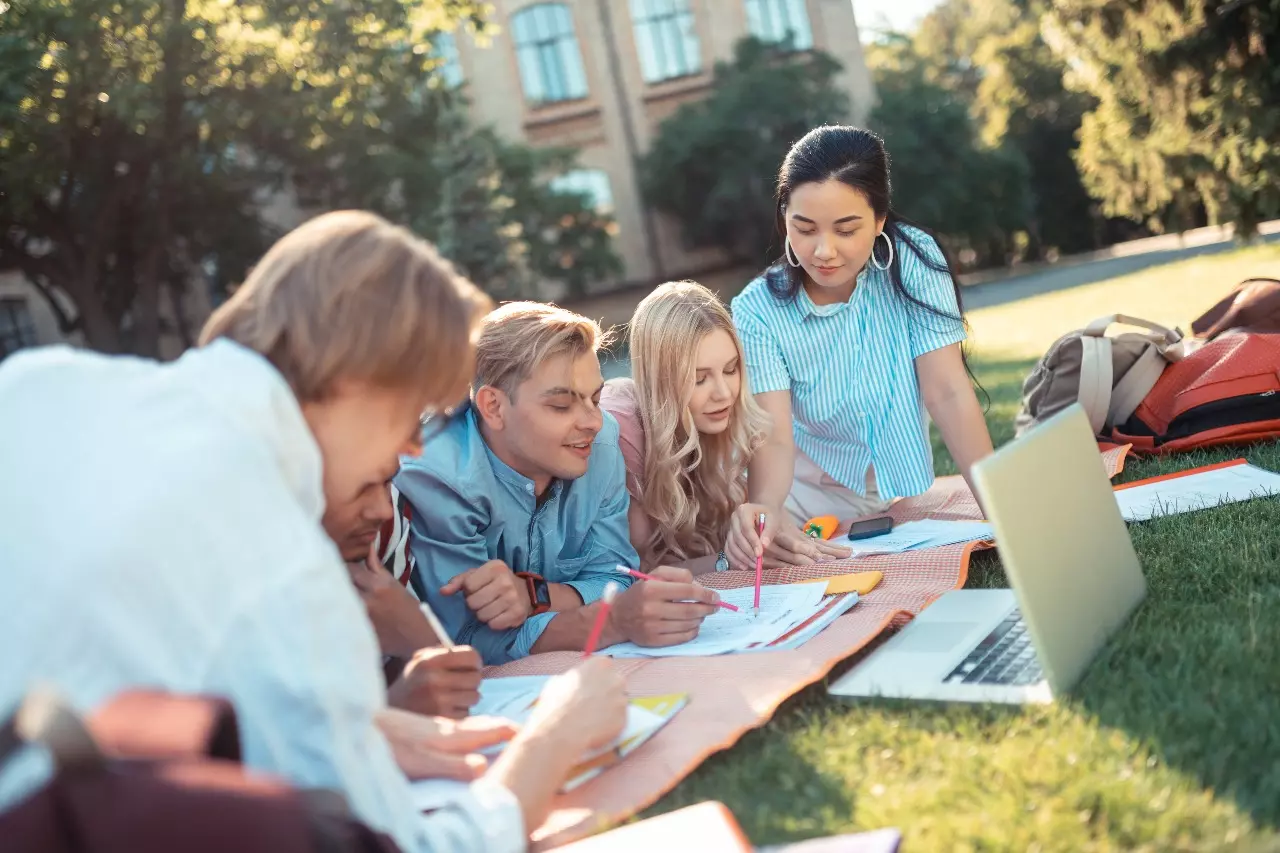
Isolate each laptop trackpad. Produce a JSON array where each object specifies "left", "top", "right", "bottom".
[{"left": 893, "top": 622, "right": 979, "bottom": 654}]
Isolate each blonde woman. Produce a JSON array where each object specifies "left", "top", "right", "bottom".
[{"left": 601, "top": 281, "right": 771, "bottom": 572}]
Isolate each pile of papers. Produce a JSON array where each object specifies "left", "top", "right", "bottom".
[
  {"left": 844, "top": 519, "right": 994, "bottom": 556},
  {"left": 411, "top": 675, "right": 687, "bottom": 812},
  {"left": 1114, "top": 462, "right": 1280, "bottom": 522},
  {"left": 601, "top": 584, "right": 858, "bottom": 658}
]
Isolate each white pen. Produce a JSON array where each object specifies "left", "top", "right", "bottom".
[{"left": 420, "top": 602, "right": 456, "bottom": 650}]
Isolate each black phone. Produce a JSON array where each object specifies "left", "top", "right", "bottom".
[{"left": 847, "top": 516, "right": 894, "bottom": 541}]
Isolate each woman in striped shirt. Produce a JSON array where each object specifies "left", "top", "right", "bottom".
[{"left": 724, "top": 125, "right": 994, "bottom": 571}]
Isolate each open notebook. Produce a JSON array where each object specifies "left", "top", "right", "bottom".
[{"left": 411, "top": 675, "right": 687, "bottom": 811}]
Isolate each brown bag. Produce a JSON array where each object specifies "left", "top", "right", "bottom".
[
  {"left": 0, "top": 688, "right": 401, "bottom": 853},
  {"left": 1191, "top": 277, "right": 1280, "bottom": 340},
  {"left": 1015, "top": 314, "right": 1198, "bottom": 438}
]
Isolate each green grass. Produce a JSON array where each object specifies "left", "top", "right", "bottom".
[{"left": 643, "top": 244, "right": 1280, "bottom": 851}]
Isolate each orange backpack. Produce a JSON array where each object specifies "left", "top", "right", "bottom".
[{"left": 1108, "top": 332, "right": 1280, "bottom": 454}]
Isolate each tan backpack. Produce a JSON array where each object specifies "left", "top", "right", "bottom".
[{"left": 1015, "top": 315, "right": 1199, "bottom": 439}]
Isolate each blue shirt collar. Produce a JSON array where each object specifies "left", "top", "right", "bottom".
[{"left": 464, "top": 404, "right": 564, "bottom": 501}]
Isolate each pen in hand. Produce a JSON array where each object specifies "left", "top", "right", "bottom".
[{"left": 614, "top": 566, "right": 740, "bottom": 612}]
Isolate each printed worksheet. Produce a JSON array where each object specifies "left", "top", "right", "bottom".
[
  {"left": 1114, "top": 463, "right": 1280, "bottom": 522},
  {"left": 602, "top": 583, "right": 829, "bottom": 658}
]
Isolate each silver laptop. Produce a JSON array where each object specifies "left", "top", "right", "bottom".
[{"left": 828, "top": 404, "right": 1147, "bottom": 704}]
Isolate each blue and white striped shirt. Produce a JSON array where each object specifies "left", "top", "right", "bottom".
[{"left": 731, "top": 226, "right": 966, "bottom": 501}]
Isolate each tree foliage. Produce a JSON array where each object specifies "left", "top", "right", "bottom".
[
  {"left": 637, "top": 37, "right": 851, "bottom": 266},
  {"left": 909, "top": 0, "right": 1121, "bottom": 258},
  {"left": 0, "top": 0, "right": 619, "bottom": 355},
  {"left": 1044, "top": 0, "right": 1280, "bottom": 237},
  {"left": 865, "top": 36, "right": 1032, "bottom": 267}
]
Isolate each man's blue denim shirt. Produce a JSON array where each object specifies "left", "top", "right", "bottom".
[{"left": 394, "top": 403, "right": 639, "bottom": 664}]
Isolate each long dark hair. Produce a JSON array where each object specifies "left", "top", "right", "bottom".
[{"left": 768, "top": 125, "right": 985, "bottom": 403}]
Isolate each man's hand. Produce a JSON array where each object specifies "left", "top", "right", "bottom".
[
  {"left": 607, "top": 566, "right": 720, "bottom": 647},
  {"left": 375, "top": 708, "right": 516, "bottom": 781},
  {"left": 440, "top": 560, "right": 530, "bottom": 630},
  {"left": 349, "top": 541, "right": 437, "bottom": 658},
  {"left": 387, "top": 646, "right": 483, "bottom": 719}
]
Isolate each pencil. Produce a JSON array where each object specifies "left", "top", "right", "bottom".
[
  {"left": 614, "top": 566, "right": 740, "bottom": 612},
  {"left": 753, "top": 512, "right": 766, "bottom": 615},
  {"left": 419, "top": 601, "right": 456, "bottom": 650},
  {"left": 582, "top": 582, "right": 620, "bottom": 658}
]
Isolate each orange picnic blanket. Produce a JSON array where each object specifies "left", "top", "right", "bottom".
[{"left": 490, "top": 445, "right": 1132, "bottom": 850}]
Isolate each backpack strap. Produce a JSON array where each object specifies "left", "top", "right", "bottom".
[
  {"left": 1082, "top": 314, "right": 1182, "bottom": 345},
  {"left": 1078, "top": 333, "right": 1115, "bottom": 435},
  {"left": 1078, "top": 315, "right": 1197, "bottom": 433},
  {"left": 1108, "top": 345, "right": 1168, "bottom": 427}
]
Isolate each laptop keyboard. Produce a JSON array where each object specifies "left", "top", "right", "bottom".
[{"left": 943, "top": 609, "right": 1045, "bottom": 686}]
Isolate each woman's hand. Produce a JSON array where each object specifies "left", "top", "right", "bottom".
[{"left": 724, "top": 503, "right": 851, "bottom": 570}]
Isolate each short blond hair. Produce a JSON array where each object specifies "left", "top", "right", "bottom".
[
  {"left": 199, "top": 210, "right": 492, "bottom": 405},
  {"left": 475, "top": 302, "right": 605, "bottom": 398}
]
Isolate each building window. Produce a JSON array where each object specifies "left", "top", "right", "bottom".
[
  {"left": 511, "top": 3, "right": 589, "bottom": 105},
  {"left": 744, "top": 0, "right": 814, "bottom": 51},
  {"left": 0, "top": 298, "right": 38, "bottom": 360},
  {"left": 432, "top": 32, "right": 465, "bottom": 88},
  {"left": 630, "top": 0, "right": 701, "bottom": 83},
  {"left": 550, "top": 169, "right": 614, "bottom": 212}
]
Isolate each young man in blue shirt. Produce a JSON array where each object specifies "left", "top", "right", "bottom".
[{"left": 395, "top": 302, "right": 722, "bottom": 665}]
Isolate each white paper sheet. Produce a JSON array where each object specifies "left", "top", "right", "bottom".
[
  {"left": 601, "top": 583, "right": 839, "bottom": 658},
  {"left": 1115, "top": 463, "right": 1280, "bottom": 522},
  {"left": 845, "top": 520, "right": 994, "bottom": 555}
]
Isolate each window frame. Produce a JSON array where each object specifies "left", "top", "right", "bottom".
[
  {"left": 629, "top": 0, "right": 702, "bottom": 84},
  {"left": 743, "top": 0, "right": 814, "bottom": 51},
  {"left": 549, "top": 169, "right": 615, "bottom": 214},
  {"left": 510, "top": 3, "right": 590, "bottom": 106}
]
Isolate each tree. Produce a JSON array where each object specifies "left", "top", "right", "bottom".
[
  {"left": 0, "top": 0, "right": 619, "bottom": 356},
  {"left": 0, "top": 0, "right": 489, "bottom": 354},
  {"left": 1044, "top": 0, "right": 1280, "bottom": 238},
  {"left": 911, "top": 0, "right": 1120, "bottom": 258},
  {"left": 865, "top": 36, "right": 1032, "bottom": 268},
  {"left": 637, "top": 37, "right": 852, "bottom": 266},
  {"left": 296, "top": 110, "right": 622, "bottom": 302}
]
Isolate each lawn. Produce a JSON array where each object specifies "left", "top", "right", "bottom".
[{"left": 644, "top": 243, "right": 1280, "bottom": 851}]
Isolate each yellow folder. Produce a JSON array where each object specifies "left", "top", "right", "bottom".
[{"left": 800, "top": 570, "right": 883, "bottom": 596}]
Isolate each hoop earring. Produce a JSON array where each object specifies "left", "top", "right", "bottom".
[
  {"left": 870, "top": 230, "right": 894, "bottom": 271},
  {"left": 784, "top": 236, "right": 802, "bottom": 268}
]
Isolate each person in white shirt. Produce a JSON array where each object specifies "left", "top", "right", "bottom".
[{"left": 0, "top": 210, "right": 628, "bottom": 853}]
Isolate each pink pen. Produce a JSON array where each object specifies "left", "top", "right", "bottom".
[
  {"left": 582, "top": 582, "right": 620, "bottom": 658},
  {"left": 753, "top": 512, "right": 766, "bottom": 615},
  {"left": 615, "top": 566, "right": 739, "bottom": 612}
]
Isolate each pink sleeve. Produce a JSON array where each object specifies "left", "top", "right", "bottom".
[{"left": 600, "top": 378, "right": 646, "bottom": 499}]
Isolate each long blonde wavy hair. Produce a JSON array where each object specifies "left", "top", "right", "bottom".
[{"left": 630, "top": 281, "right": 771, "bottom": 565}]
